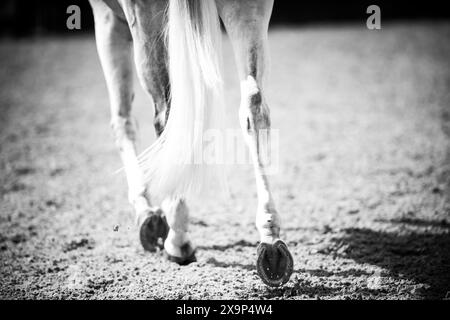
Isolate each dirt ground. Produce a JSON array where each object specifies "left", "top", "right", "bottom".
[{"left": 0, "top": 22, "right": 449, "bottom": 300}]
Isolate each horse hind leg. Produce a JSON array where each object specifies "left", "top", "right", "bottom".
[
  {"left": 90, "top": 0, "right": 168, "bottom": 252},
  {"left": 217, "top": 0, "right": 293, "bottom": 287},
  {"left": 117, "top": 0, "right": 195, "bottom": 264}
]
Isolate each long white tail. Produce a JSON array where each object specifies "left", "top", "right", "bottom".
[{"left": 138, "top": 0, "right": 225, "bottom": 199}]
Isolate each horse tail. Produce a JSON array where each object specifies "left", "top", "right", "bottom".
[{"left": 138, "top": 0, "right": 225, "bottom": 199}]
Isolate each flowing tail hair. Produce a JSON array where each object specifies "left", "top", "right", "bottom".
[{"left": 137, "top": 0, "right": 226, "bottom": 199}]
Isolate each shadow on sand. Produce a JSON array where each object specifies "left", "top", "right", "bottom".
[{"left": 331, "top": 224, "right": 450, "bottom": 299}]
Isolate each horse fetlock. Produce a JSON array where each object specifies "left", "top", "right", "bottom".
[
  {"left": 256, "top": 208, "right": 280, "bottom": 243},
  {"left": 131, "top": 194, "right": 152, "bottom": 221},
  {"left": 128, "top": 185, "right": 148, "bottom": 204}
]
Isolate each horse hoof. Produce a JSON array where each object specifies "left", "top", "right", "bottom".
[
  {"left": 138, "top": 209, "right": 169, "bottom": 252},
  {"left": 256, "top": 239, "right": 294, "bottom": 287},
  {"left": 165, "top": 242, "right": 197, "bottom": 266}
]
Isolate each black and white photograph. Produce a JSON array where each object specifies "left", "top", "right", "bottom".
[{"left": 0, "top": 0, "right": 449, "bottom": 304}]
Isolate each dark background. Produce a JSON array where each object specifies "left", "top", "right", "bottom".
[{"left": 1, "top": 0, "right": 450, "bottom": 36}]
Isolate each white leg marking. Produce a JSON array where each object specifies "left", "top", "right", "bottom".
[
  {"left": 240, "top": 76, "right": 280, "bottom": 244},
  {"left": 162, "top": 198, "right": 192, "bottom": 257}
]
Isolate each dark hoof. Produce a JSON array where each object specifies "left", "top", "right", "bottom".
[
  {"left": 165, "top": 242, "right": 197, "bottom": 266},
  {"left": 138, "top": 209, "right": 169, "bottom": 252},
  {"left": 256, "top": 240, "right": 294, "bottom": 287}
]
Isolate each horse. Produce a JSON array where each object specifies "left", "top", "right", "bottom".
[{"left": 89, "top": 0, "right": 293, "bottom": 287}]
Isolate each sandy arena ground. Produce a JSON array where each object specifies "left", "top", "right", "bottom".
[{"left": 0, "top": 22, "right": 449, "bottom": 299}]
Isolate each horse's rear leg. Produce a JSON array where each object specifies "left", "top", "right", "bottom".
[
  {"left": 116, "top": 0, "right": 195, "bottom": 263},
  {"left": 218, "top": 0, "right": 293, "bottom": 286},
  {"left": 90, "top": 0, "right": 168, "bottom": 251}
]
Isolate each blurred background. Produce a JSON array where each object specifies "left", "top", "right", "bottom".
[
  {"left": 0, "top": 0, "right": 449, "bottom": 299},
  {"left": 1, "top": 0, "right": 450, "bottom": 36}
]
